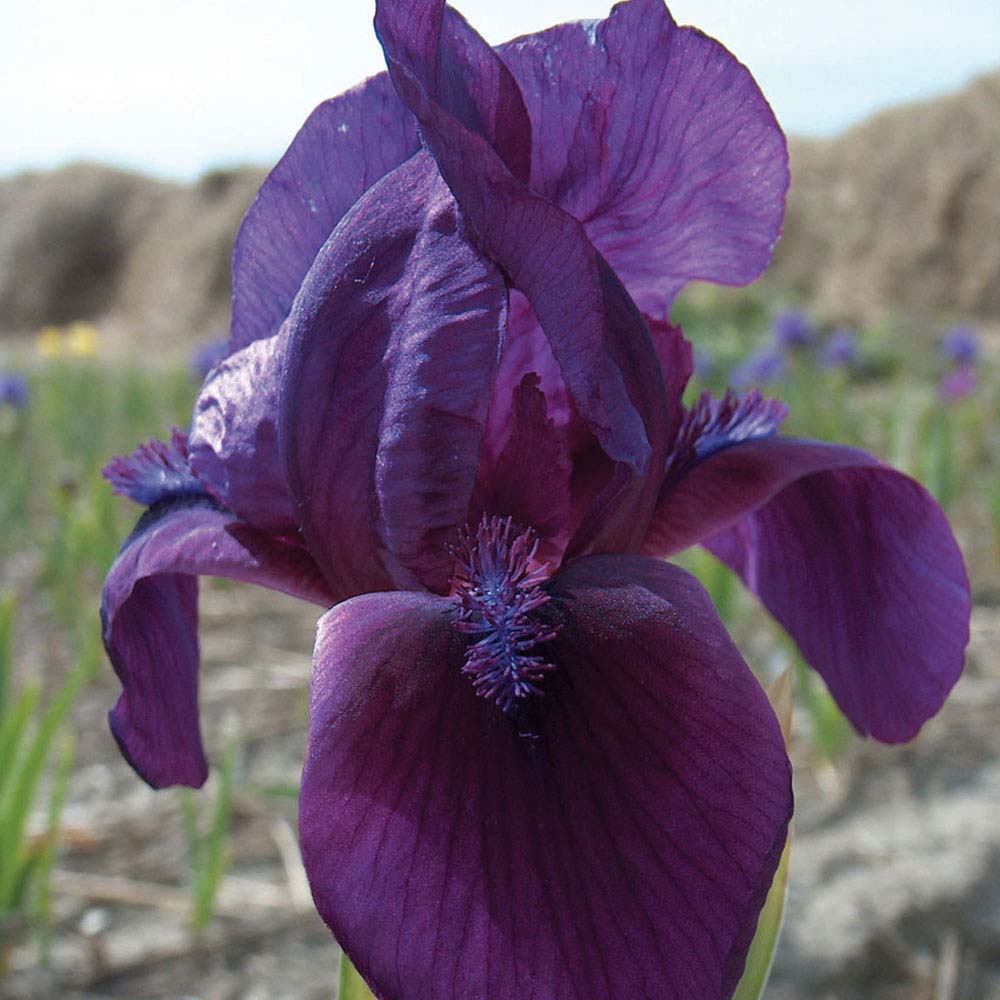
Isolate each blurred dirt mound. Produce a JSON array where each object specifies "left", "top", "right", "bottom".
[
  {"left": 1, "top": 68, "right": 998, "bottom": 354},
  {"left": 770, "top": 67, "right": 1000, "bottom": 326},
  {"left": 0, "top": 162, "right": 264, "bottom": 356}
]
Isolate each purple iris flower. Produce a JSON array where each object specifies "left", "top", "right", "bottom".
[
  {"left": 190, "top": 337, "right": 229, "bottom": 381},
  {"left": 730, "top": 348, "right": 787, "bottom": 388},
  {"left": 819, "top": 328, "right": 859, "bottom": 370},
  {"left": 100, "top": 2, "right": 969, "bottom": 997},
  {"left": 940, "top": 325, "right": 979, "bottom": 367},
  {"left": 0, "top": 372, "right": 29, "bottom": 410},
  {"left": 692, "top": 347, "right": 717, "bottom": 380},
  {"left": 771, "top": 308, "right": 816, "bottom": 351},
  {"left": 938, "top": 364, "right": 977, "bottom": 403}
]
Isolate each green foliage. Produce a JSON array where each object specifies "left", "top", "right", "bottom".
[
  {"left": 339, "top": 954, "right": 379, "bottom": 1000},
  {"left": 0, "top": 360, "right": 193, "bottom": 951},
  {"left": 0, "top": 618, "right": 91, "bottom": 947},
  {"left": 181, "top": 736, "right": 238, "bottom": 931}
]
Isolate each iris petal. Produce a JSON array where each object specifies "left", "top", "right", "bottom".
[
  {"left": 230, "top": 73, "right": 419, "bottom": 352},
  {"left": 703, "top": 464, "right": 970, "bottom": 742},
  {"left": 499, "top": 0, "right": 789, "bottom": 315},
  {"left": 299, "top": 556, "right": 791, "bottom": 1000},
  {"left": 279, "top": 153, "right": 506, "bottom": 595},
  {"left": 473, "top": 372, "right": 574, "bottom": 556},
  {"left": 645, "top": 436, "right": 970, "bottom": 741},
  {"left": 375, "top": 0, "right": 669, "bottom": 519},
  {"left": 187, "top": 333, "right": 296, "bottom": 533},
  {"left": 102, "top": 498, "right": 334, "bottom": 789},
  {"left": 645, "top": 436, "right": 869, "bottom": 557}
]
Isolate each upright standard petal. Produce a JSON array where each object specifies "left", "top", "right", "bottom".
[
  {"left": 187, "top": 332, "right": 297, "bottom": 533},
  {"left": 499, "top": 0, "right": 789, "bottom": 315},
  {"left": 230, "top": 73, "right": 419, "bottom": 351},
  {"left": 279, "top": 153, "right": 506, "bottom": 596},
  {"left": 375, "top": 0, "right": 669, "bottom": 517},
  {"left": 299, "top": 557, "right": 791, "bottom": 1000},
  {"left": 103, "top": 498, "right": 334, "bottom": 789},
  {"left": 646, "top": 434, "right": 970, "bottom": 742}
]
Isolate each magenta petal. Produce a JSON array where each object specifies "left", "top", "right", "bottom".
[
  {"left": 230, "top": 73, "right": 419, "bottom": 351},
  {"left": 300, "top": 557, "right": 791, "bottom": 999},
  {"left": 188, "top": 333, "right": 295, "bottom": 533},
  {"left": 376, "top": 0, "right": 668, "bottom": 506},
  {"left": 279, "top": 153, "right": 506, "bottom": 595},
  {"left": 500, "top": 0, "right": 789, "bottom": 316},
  {"left": 703, "top": 463, "right": 970, "bottom": 742},
  {"left": 102, "top": 498, "right": 334, "bottom": 789}
]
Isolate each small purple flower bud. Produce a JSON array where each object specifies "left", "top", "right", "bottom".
[
  {"left": 0, "top": 372, "right": 29, "bottom": 410},
  {"left": 191, "top": 338, "right": 229, "bottom": 381},
  {"left": 772, "top": 309, "right": 815, "bottom": 351},
  {"left": 730, "top": 349, "right": 787, "bottom": 389},
  {"left": 820, "top": 328, "right": 859, "bottom": 370},
  {"left": 940, "top": 326, "right": 979, "bottom": 367}
]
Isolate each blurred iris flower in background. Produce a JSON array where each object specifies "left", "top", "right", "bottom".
[
  {"left": 819, "top": 328, "right": 860, "bottom": 370},
  {"left": 940, "top": 324, "right": 980, "bottom": 366},
  {"left": 0, "top": 371, "right": 29, "bottom": 410},
  {"left": 731, "top": 347, "right": 787, "bottom": 388},
  {"left": 938, "top": 324, "right": 980, "bottom": 402},
  {"left": 771, "top": 308, "right": 816, "bottom": 351}
]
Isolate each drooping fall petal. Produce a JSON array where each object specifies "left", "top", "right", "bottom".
[
  {"left": 299, "top": 556, "right": 791, "bottom": 1000},
  {"left": 646, "top": 427, "right": 970, "bottom": 742},
  {"left": 702, "top": 464, "right": 970, "bottom": 742},
  {"left": 279, "top": 152, "right": 506, "bottom": 595},
  {"left": 102, "top": 498, "right": 334, "bottom": 789}
]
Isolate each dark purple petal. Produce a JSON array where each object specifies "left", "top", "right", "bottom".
[
  {"left": 376, "top": 0, "right": 669, "bottom": 522},
  {"left": 279, "top": 153, "right": 505, "bottom": 595},
  {"left": 647, "top": 316, "right": 694, "bottom": 445},
  {"left": 645, "top": 435, "right": 859, "bottom": 557},
  {"left": 299, "top": 556, "right": 791, "bottom": 1000},
  {"left": 499, "top": 0, "right": 789, "bottom": 316},
  {"left": 187, "top": 333, "right": 296, "bottom": 533},
  {"left": 230, "top": 73, "right": 419, "bottom": 352},
  {"left": 702, "top": 464, "right": 970, "bottom": 742},
  {"left": 102, "top": 498, "right": 335, "bottom": 789},
  {"left": 103, "top": 429, "right": 203, "bottom": 507},
  {"left": 474, "top": 372, "right": 573, "bottom": 555}
]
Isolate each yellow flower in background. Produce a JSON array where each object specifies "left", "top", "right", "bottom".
[
  {"left": 66, "top": 321, "right": 100, "bottom": 357},
  {"left": 36, "top": 325, "right": 63, "bottom": 358},
  {"left": 35, "top": 321, "right": 101, "bottom": 359}
]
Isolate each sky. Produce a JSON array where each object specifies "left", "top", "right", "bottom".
[{"left": 3, "top": 0, "right": 998, "bottom": 180}]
